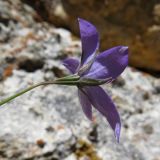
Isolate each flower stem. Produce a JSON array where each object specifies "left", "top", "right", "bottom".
[
  {"left": 0, "top": 82, "right": 51, "bottom": 106},
  {"left": 0, "top": 74, "right": 81, "bottom": 106},
  {"left": 0, "top": 74, "right": 112, "bottom": 106},
  {"left": 0, "top": 79, "right": 79, "bottom": 106}
]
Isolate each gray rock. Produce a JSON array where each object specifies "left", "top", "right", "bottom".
[{"left": 0, "top": 40, "right": 160, "bottom": 160}]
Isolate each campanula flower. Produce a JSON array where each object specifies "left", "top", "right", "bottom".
[
  {"left": 0, "top": 18, "right": 128, "bottom": 143},
  {"left": 63, "top": 18, "right": 128, "bottom": 142}
]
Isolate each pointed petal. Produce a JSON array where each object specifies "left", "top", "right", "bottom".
[
  {"left": 78, "top": 88, "right": 92, "bottom": 120},
  {"left": 78, "top": 18, "right": 99, "bottom": 65},
  {"left": 84, "top": 46, "right": 128, "bottom": 80},
  {"left": 83, "top": 86, "right": 121, "bottom": 142},
  {"left": 63, "top": 58, "right": 79, "bottom": 74}
]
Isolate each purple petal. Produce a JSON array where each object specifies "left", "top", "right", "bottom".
[
  {"left": 83, "top": 46, "right": 128, "bottom": 80},
  {"left": 78, "top": 88, "right": 92, "bottom": 120},
  {"left": 83, "top": 86, "right": 121, "bottom": 142},
  {"left": 78, "top": 18, "right": 99, "bottom": 65},
  {"left": 63, "top": 58, "right": 79, "bottom": 74}
]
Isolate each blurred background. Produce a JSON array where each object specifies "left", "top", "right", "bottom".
[{"left": 0, "top": 0, "right": 160, "bottom": 160}]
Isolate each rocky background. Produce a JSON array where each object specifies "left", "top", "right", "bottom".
[
  {"left": 22, "top": 0, "right": 160, "bottom": 73},
  {"left": 0, "top": 0, "right": 160, "bottom": 160}
]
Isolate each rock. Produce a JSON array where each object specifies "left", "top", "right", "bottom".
[
  {"left": 1, "top": 64, "right": 160, "bottom": 160},
  {"left": 23, "top": 0, "right": 160, "bottom": 72},
  {"left": 0, "top": 0, "right": 160, "bottom": 160},
  {"left": 154, "top": 4, "right": 160, "bottom": 23},
  {"left": 64, "top": 154, "right": 77, "bottom": 160}
]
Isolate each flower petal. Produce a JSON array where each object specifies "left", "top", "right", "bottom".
[
  {"left": 63, "top": 58, "right": 79, "bottom": 74},
  {"left": 78, "top": 18, "right": 99, "bottom": 65},
  {"left": 83, "top": 86, "right": 121, "bottom": 142},
  {"left": 78, "top": 88, "right": 92, "bottom": 120},
  {"left": 83, "top": 46, "right": 128, "bottom": 80}
]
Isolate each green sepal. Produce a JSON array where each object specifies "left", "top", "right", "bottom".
[
  {"left": 56, "top": 74, "right": 80, "bottom": 82},
  {"left": 78, "top": 77, "right": 112, "bottom": 86}
]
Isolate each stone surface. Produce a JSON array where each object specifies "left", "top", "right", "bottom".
[
  {"left": 0, "top": 0, "right": 160, "bottom": 160},
  {"left": 23, "top": 0, "right": 160, "bottom": 73}
]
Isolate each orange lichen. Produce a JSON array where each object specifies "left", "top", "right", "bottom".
[{"left": 75, "top": 140, "right": 102, "bottom": 160}]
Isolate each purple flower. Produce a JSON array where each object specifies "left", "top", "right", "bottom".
[{"left": 63, "top": 18, "right": 128, "bottom": 142}]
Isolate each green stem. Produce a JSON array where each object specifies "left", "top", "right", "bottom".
[
  {"left": 0, "top": 82, "right": 47, "bottom": 106},
  {"left": 0, "top": 79, "right": 79, "bottom": 106},
  {"left": 0, "top": 74, "right": 81, "bottom": 106},
  {"left": 0, "top": 74, "right": 110, "bottom": 106}
]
